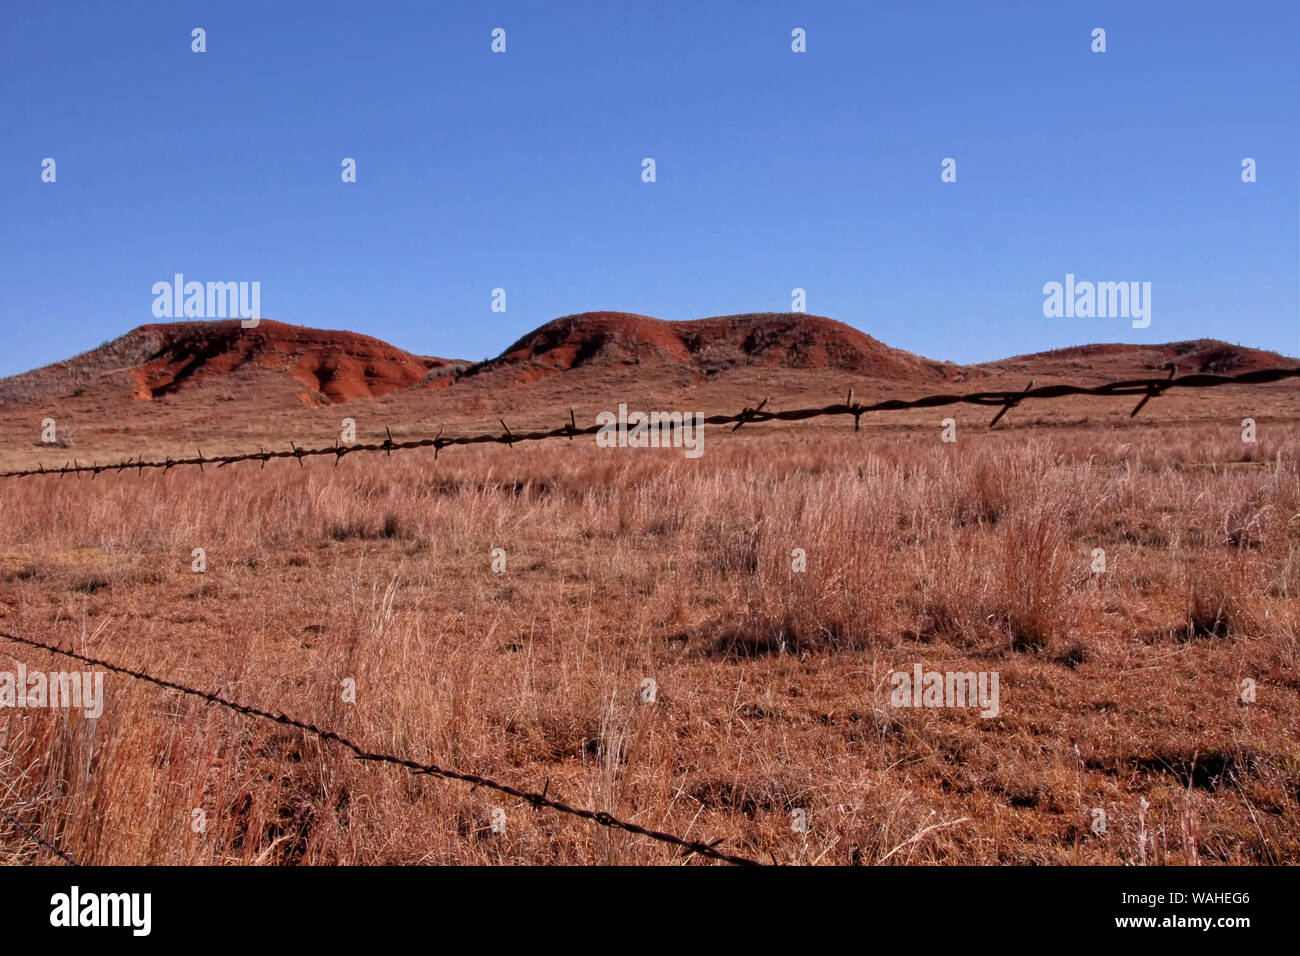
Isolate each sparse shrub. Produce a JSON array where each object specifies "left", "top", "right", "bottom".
[
  {"left": 1182, "top": 588, "right": 1235, "bottom": 641},
  {"left": 701, "top": 521, "right": 760, "bottom": 574},
  {"left": 993, "top": 505, "right": 1069, "bottom": 654}
]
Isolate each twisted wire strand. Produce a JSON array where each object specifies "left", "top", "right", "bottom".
[
  {"left": 0, "top": 630, "right": 761, "bottom": 867},
  {"left": 3, "top": 366, "right": 1296, "bottom": 481}
]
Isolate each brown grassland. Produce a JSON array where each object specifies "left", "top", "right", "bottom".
[{"left": 1, "top": 382, "right": 1297, "bottom": 866}]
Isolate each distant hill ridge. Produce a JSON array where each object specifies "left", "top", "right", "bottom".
[
  {"left": 1, "top": 313, "right": 1293, "bottom": 406},
  {"left": 479, "top": 311, "right": 959, "bottom": 383},
  {"left": 0, "top": 319, "right": 466, "bottom": 405}
]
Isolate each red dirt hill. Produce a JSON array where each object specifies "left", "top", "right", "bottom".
[
  {"left": 474, "top": 311, "right": 958, "bottom": 383},
  {"left": 2, "top": 316, "right": 1293, "bottom": 411},
  {"left": 0, "top": 320, "right": 466, "bottom": 406},
  {"left": 981, "top": 339, "right": 1299, "bottom": 381}
]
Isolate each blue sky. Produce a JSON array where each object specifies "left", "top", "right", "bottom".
[{"left": 2, "top": 0, "right": 1296, "bottom": 377}]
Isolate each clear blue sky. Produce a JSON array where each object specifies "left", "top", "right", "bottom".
[{"left": 2, "top": 0, "right": 1296, "bottom": 377}]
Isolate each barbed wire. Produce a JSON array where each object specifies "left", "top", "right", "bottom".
[
  {"left": 0, "top": 807, "right": 79, "bottom": 866},
  {"left": 2, "top": 366, "right": 1296, "bottom": 481},
  {"left": 0, "top": 630, "right": 763, "bottom": 866}
]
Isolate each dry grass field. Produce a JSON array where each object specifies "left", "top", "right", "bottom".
[{"left": 1, "top": 390, "right": 1298, "bottom": 865}]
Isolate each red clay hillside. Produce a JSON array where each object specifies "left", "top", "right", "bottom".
[{"left": 0, "top": 312, "right": 1294, "bottom": 408}]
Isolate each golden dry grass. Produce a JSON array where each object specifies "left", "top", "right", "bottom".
[{"left": 0, "top": 411, "right": 1297, "bottom": 865}]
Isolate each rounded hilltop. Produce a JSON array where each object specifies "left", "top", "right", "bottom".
[
  {"left": 485, "top": 310, "right": 958, "bottom": 382},
  {"left": 2, "top": 313, "right": 1294, "bottom": 408},
  {"left": 0, "top": 319, "right": 466, "bottom": 406}
]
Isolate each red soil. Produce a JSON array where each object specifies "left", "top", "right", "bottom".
[
  {"left": 2, "top": 319, "right": 465, "bottom": 406},
  {"left": 133, "top": 320, "right": 462, "bottom": 403},
  {"left": 983, "top": 339, "right": 1297, "bottom": 380},
  {"left": 1, "top": 314, "right": 1293, "bottom": 410},
  {"left": 484, "top": 311, "right": 959, "bottom": 383}
]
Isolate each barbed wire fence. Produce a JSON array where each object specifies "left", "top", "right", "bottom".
[
  {"left": 0, "top": 806, "right": 79, "bottom": 866},
  {"left": 3, "top": 366, "right": 1297, "bottom": 480},
  {"left": 1, "top": 366, "right": 1296, "bottom": 865},
  {"left": 0, "top": 630, "right": 764, "bottom": 867}
]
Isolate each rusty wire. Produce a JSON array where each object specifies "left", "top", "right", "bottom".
[
  {"left": 1, "top": 366, "right": 1296, "bottom": 481},
  {"left": 0, "top": 630, "right": 762, "bottom": 866},
  {"left": 0, "top": 807, "right": 79, "bottom": 865},
  {"left": 0, "top": 365, "right": 1296, "bottom": 863}
]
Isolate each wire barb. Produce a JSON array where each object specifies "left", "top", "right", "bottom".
[
  {"left": 732, "top": 397, "right": 769, "bottom": 432},
  {"left": 989, "top": 379, "right": 1035, "bottom": 428},
  {"left": 1131, "top": 364, "right": 1178, "bottom": 418},
  {"left": 846, "top": 387, "right": 863, "bottom": 431}
]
